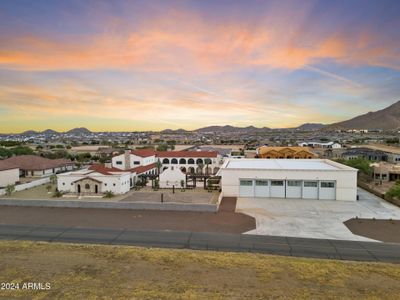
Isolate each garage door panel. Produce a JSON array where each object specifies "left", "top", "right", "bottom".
[
  {"left": 239, "top": 179, "right": 254, "bottom": 197},
  {"left": 303, "top": 181, "right": 318, "bottom": 199},
  {"left": 255, "top": 180, "right": 269, "bottom": 197},
  {"left": 286, "top": 180, "right": 302, "bottom": 198},
  {"left": 270, "top": 180, "right": 285, "bottom": 198},
  {"left": 319, "top": 181, "right": 336, "bottom": 200}
]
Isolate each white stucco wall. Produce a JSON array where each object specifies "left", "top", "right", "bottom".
[
  {"left": 0, "top": 168, "right": 19, "bottom": 187},
  {"left": 159, "top": 167, "right": 186, "bottom": 188},
  {"left": 57, "top": 172, "right": 131, "bottom": 195},
  {"left": 220, "top": 168, "right": 357, "bottom": 201}
]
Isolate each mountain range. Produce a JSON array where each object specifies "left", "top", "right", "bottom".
[
  {"left": 15, "top": 100, "right": 400, "bottom": 134},
  {"left": 325, "top": 100, "right": 400, "bottom": 131}
]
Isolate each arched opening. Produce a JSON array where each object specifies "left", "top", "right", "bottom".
[
  {"left": 77, "top": 184, "right": 81, "bottom": 193},
  {"left": 162, "top": 158, "right": 170, "bottom": 164},
  {"left": 196, "top": 158, "right": 203, "bottom": 165},
  {"left": 171, "top": 158, "right": 178, "bottom": 164},
  {"left": 188, "top": 167, "right": 195, "bottom": 174},
  {"left": 180, "top": 167, "right": 187, "bottom": 173},
  {"left": 163, "top": 166, "right": 168, "bottom": 171},
  {"left": 196, "top": 166, "right": 203, "bottom": 174},
  {"left": 205, "top": 166, "right": 212, "bottom": 175},
  {"left": 95, "top": 185, "right": 98, "bottom": 193},
  {"left": 204, "top": 158, "right": 212, "bottom": 165},
  {"left": 179, "top": 158, "right": 186, "bottom": 164},
  {"left": 85, "top": 183, "right": 90, "bottom": 190},
  {"left": 188, "top": 158, "right": 195, "bottom": 164}
]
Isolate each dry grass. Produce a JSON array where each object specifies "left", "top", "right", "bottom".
[{"left": 0, "top": 241, "right": 399, "bottom": 299}]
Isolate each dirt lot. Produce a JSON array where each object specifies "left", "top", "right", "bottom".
[
  {"left": 120, "top": 187, "right": 218, "bottom": 204},
  {"left": 0, "top": 241, "right": 400, "bottom": 299},
  {"left": 0, "top": 199, "right": 255, "bottom": 234},
  {"left": 344, "top": 218, "right": 400, "bottom": 243}
]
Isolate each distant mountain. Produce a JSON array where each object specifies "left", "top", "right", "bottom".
[
  {"left": 294, "top": 123, "right": 326, "bottom": 131},
  {"left": 42, "top": 129, "right": 59, "bottom": 135},
  {"left": 160, "top": 128, "right": 190, "bottom": 134},
  {"left": 195, "top": 125, "right": 271, "bottom": 133},
  {"left": 66, "top": 127, "right": 92, "bottom": 135},
  {"left": 21, "top": 130, "right": 39, "bottom": 135},
  {"left": 325, "top": 100, "right": 400, "bottom": 131}
]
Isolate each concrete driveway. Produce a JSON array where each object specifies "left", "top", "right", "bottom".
[{"left": 236, "top": 188, "right": 400, "bottom": 241}]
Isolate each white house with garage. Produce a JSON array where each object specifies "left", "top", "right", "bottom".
[{"left": 218, "top": 159, "right": 357, "bottom": 201}]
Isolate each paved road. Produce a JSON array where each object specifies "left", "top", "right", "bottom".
[{"left": 1, "top": 224, "right": 400, "bottom": 263}]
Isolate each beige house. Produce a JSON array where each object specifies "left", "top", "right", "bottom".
[{"left": 0, "top": 161, "right": 19, "bottom": 188}]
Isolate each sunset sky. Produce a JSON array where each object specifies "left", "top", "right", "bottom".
[{"left": 0, "top": 0, "right": 400, "bottom": 133}]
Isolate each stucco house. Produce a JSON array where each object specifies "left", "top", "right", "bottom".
[
  {"left": 0, "top": 160, "right": 19, "bottom": 188},
  {"left": 2, "top": 155, "right": 74, "bottom": 177}
]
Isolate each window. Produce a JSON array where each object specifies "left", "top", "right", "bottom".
[
  {"left": 171, "top": 158, "right": 178, "bottom": 164},
  {"left": 321, "top": 181, "right": 335, "bottom": 188},
  {"left": 85, "top": 184, "right": 90, "bottom": 190},
  {"left": 271, "top": 181, "right": 284, "bottom": 186},
  {"left": 240, "top": 180, "right": 253, "bottom": 186},
  {"left": 304, "top": 181, "right": 318, "bottom": 187},
  {"left": 116, "top": 161, "right": 123, "bottom": 165},
  {"left": 113, "top": 183, "right": 116, "bottom": 186},
  {"left": 255, "top": 180, "right": 268, "bottom": 186},
  {"left": 105, "top": 183, "right": 107, "bottom": 186},
  {"left": 287, "top": 180, "right": 301, "bottom": 187},
  {"left": 62, "top": 183, "right": 65, "bottom": 185},
  {"left": 133, "top": 161, "right": 140, "bottom": 165}
]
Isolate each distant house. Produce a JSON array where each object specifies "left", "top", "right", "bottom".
[
  {"left": 341, "top": 148, "right": 388, "bottom": 162},
  {"left": 1, "top": 155, "right": 74, "bottom": 177},
  {"left": 256, "top": 146, "right": 317, "bottom": 159},
  {"left": 0, "top": 160, "right": 19, "bottom": 187},
  {"left": 298, "top": 141, "right": 342, "bottom": 149}
]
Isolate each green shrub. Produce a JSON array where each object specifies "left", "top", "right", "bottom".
[{"left": 104, "top": 191, "right": 114, "bottom": 198}]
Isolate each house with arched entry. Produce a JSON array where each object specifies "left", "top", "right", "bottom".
[
  {"left": 57, "top": 164, "right": 131, "bottom": 196},
  {"left": 111, "top": 149, "right": 223, "bottom": 176},
  {"left": 256, "top": 146, "right": 317, "bottom": 159}
]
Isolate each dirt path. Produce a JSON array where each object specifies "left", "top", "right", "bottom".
[{"left": 0, "top": 198, "right": 254, "bottom": 234}]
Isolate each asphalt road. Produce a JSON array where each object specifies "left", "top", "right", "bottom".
[{"left": 1, "top": 224, "right": 400, "bottom": 263}]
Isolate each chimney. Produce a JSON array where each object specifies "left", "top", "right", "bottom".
[{"left": 124, "top": 150, "right": 131, "bottom": 170}]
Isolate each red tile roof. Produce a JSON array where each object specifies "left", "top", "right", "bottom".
[
  {"left": 124, "top": 149, "right": 219, "bottom": 158},
  {"left": 130, "top": 149, "right": 157, "bottom": 157},
  {"left": 130, "top": 163, "right": 157, "bottom": 174},
  {"left": 155, "top": 151, "right": 218, "bottom": 158},
  {"left": 0, "top": 160, "right": 19, "bottom": 171},
  {"left": 88, "top": 164, "right": 127, "bottom": 175},
  {"left": 2, "top": 155, "right": 73, "bottom": 171}
]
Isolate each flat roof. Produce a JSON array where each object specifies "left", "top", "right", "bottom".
[{"left": 224, "top": 159, "right": 355, "bottom": 171}]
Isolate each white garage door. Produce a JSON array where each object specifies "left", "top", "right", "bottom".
[
  {"left": 303, "top": 181, "right": 318, "bottom": 199},
  {"left": 270, "top": 180, "right": 285, "bottom": 198},
  {"left": 319, "top": 181, "right": 336, "bottom": 200},
  {"left": 286, "top": 180, "right": 302, "bottom": 198},
  {"left": 255, "top": 180, "right": 269, "bottom": 197},
  {"left": 239, "top": 179, "right": 254, "bottom": 197}
]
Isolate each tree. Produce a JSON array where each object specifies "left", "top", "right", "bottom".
[
  {"left": 10, "top": 146, "right": 33, "bottom": 156},
  {"left": 5, "top": 184, "right": 15, "bottom": 196},
  {"left": 336, "top": 158, "right": 372, "bottom": 176},
  {"left": 50, "top": 175, "right": 57, "bottom": 185},
  {"left": 386, "top": 182, "right": 400, "bottom": 199},
  {"left": 46, "top": 185, "right": 52, "bottom": 193},
  {"left": 0, "top": 147, "right": 12, "bottom": 159},
  {"left": 156, "top": 144, "right": 168, "bottom": 151},
  {"left": 156, "top": 159, "right": 162, "bottom": 174}
]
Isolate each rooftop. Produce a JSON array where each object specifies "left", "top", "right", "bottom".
[
  {"left": 224, "top": 159, "right": 356, "bottom": 171},
  {"left": 2, "top": 155, "right": 73, "bottom": 171}
]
